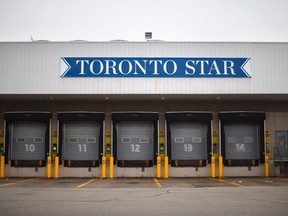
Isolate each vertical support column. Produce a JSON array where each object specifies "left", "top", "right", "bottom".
[
  {"left": 0, "top": 155, "right": 5, "bottom": 178},
  {"left": 265, "top": 129, "right": 270, "bottom": 177},
  {"left": 54, "top": 156, "right": 59, "bottom": 179},
  {"left": 218, "top": 120, "right": 223, "bottom": 179},
  {"left": 46, "top": 156, "right": 51, "bottom": 179},
  {"left": 101, "top": 156, "right": 106, "bottom": 179},
  {"left": 102, "top": 120, "right": 106, "bottom": 179},
  {"left": 157, "top": 122, "right": 163, "bottom": 179},
  {"left": 265, "top": 154, "right": 269, "bottom": 177},
  {"left": 109, "top": 121, "right": 114, "bottom": 179},
  {"left": 211, "top": 121, "right": 217, "bottom": 178},
  {"left": 218, "top": 156, "right": 223, "bottom": 179},
  {"left": 0, "top": 129, "right": 5, "bottom": 178},
  {"left": 211, "top": 155, "right": 216, "bottom": 178},
  {"left": 163, "top": 120, "right": 168, "bottom": 179},
  {"left": 109, "top": 156, "right": 114, "bottom": 178}
]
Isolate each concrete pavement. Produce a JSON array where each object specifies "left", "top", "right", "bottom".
[{"left": 0, "top": 177, "right": 288, "bottom": 216}]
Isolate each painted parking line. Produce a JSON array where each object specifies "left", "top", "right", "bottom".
[
  {"left": 76, "top": 178, "right": 96, "bottom": 188},
  {"left": 153, "top": 178, "right": 163, "bottom": 188},
  {"left": 211, "top": 178, "right": 245, "bottom": 187},
  {"left": 0, "top": 178, "right": 37, "bottom": 187}
]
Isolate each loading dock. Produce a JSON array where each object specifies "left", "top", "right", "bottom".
[
  {"left": 111, "top": 112, "right": 158, "bottom": 169},
  {"left": 57, "top": 112, "right": 105, "bottom": 168},
  {"left": 219, "top": 112, "right": 265, "bottom": 167},
  {"left": 2, "top": 112, "right": 51, "bottom": 177},
  {"left": 1, "top": 41, "right": 288, "bottom": 178},
  {"left": 166, "top": 112, "right": 212, "bottom": 171}
]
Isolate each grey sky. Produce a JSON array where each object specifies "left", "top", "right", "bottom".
[{"left": 0, "top": 0, "right": 287, "bottom": 42}]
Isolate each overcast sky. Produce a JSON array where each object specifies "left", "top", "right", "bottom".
[{"left": 0, "top": 0, "right": 287, "bottom": 42}]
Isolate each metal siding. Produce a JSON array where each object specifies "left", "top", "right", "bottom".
[{"left": 0, "top": 42, "right": 288, "bottom": 95}]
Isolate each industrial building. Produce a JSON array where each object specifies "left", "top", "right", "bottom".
[{"left": 0, "top": 41, "right": 287, "bottom": 178}]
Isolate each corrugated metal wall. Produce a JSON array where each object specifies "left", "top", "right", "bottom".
[{"left": 0, "top": 42, "right": 287, "bottom": 95}]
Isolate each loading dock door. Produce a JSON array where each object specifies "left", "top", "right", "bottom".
[
  {"left": 11, "top": 122, "right": 46, "bottom": 161},
  {"left": 4, "top": 112, "right": 51, "bottom": 167},
  {"left": 166, "top": 112, "right": 212, "bottom": 167},
  {"left": 112, "top": 112, "right": 158, "bottom": 167},
  {"left": 224, "top": 123, "right": 259, "bottom": 160},
  {"left": 219, "top": 112, "right": 265, "bottom": 166},
  {"left": 170, "top": 122, "right": 207, "bottom": 161},
  {"left": 117, "top": 121, "right": 154, "bottom": 161},
  {"left": 57, "top": 112, "right": 105, "bottom": 167},
  {"left": 63, "top": 122, "right": 100, "bottom": 161}
]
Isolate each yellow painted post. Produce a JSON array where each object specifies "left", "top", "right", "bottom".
[
  {"left": 46, "top": 156, "right": 51, "bottom": 179},
  {"left": 265, "top": 154, "right": 269, "bottom": 177},
  {"left": 211, "top": 155, "right": 216, "bottom": 178},
  {"left": 101, "top": 156, "right": 106, "bottom": 179},
  {"left": 0, "top": 155, "right": 5, "bottom": 178},
  {"left": 164, "top": 156, "right": 169, "bottom": 179},
  {"left": 156, "top": 156, "right": 161, "bottom": 178},
  {"left": 109, "top": 156, "right": 114, "bottom": 179},
  {"left": 218, "top": 156, "right": 223, "bottom": 179},
  {"left": 54, "top": 156, "right": 59, "bottom": 179}
]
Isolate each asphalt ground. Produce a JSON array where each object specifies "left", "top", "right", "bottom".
[
  {"left": 0, "top": 177, "right": 288, "bottom": 216},
  {"left": 1, "top": 177, "right": 288, "bottom": 188}
]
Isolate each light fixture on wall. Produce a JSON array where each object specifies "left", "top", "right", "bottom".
[{"left": 145, "top": 32, "right": 152, "bottom": 41}]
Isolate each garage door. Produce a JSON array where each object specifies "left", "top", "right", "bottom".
[
  {"left": 63, "top": 121, "right": 101, "bottom": 161},
  {"left": 166, "top": 112, "right": 212, "bottom": 167},
  {"left": 117, "top": 121, "right": 154, "bottom": 161},
  {"left": 219, "top": 112, "right": 265, "bottom": 166},
  {"left": 224, "top": 123, "right": 259, "bottom": 160},
  {"left": 11, "top": 122, "right": 46, "bottom": 160},
  {"left": 170, "top": 122, "right": 207, "bottom": 160}
]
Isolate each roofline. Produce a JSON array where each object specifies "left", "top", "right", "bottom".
[{"left": 0, "top": 41, "right": 288, "bottom": 44}]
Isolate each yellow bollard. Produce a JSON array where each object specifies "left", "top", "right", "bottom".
[
  {"left": 211, "top": 155, "right": 216, "bottom": 178},
  {"left": 101, "top": 156, "right": 106, "bottom": 179},
  {"left": 0, "top": 156, "right": 1, "bottom": 178},
  {"left": 54, "top": 156, "right": 59, "bottom": 179},
  {"left": 156, "top": 156, "right": 161, "bottom": 178},
  {"left": 265, "top": 154, "right": 269, "bottom": 177},
  {"left": 109, "top": 156, "right": 114, "bottom": 179},
  {"left": 164, "top": 156, "right": 169, "bottom": 179},
  {"left": 218, "top": 156, "right": 223, "bottom": 179},
  {"left": 0, "top": 155, "right": 5, "bottom": 178},
  {"left": 46, "top": 156, "right": 51, "bottom": 179}
]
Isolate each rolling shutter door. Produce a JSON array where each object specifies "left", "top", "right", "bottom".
[
  {"left": 63, "top": 121, "right": 100, "bottom": 161},
  {"left": 117, "top": 121, "right": 154, "bottom": 161},
  {"left": 170, "top": 122, "right": 207, "bottom": 160},
  {"left": 166, "top": 112, "right": 212, "bottom": 167},
  {"left": 219, "top": 112, "right": 265, "bottom": 166},
  {"left": 224, "top": 123, "right": 259, "bottom": 160},
  {"left": 11, "top": 122, "right": 46, "bottom": 160}
]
